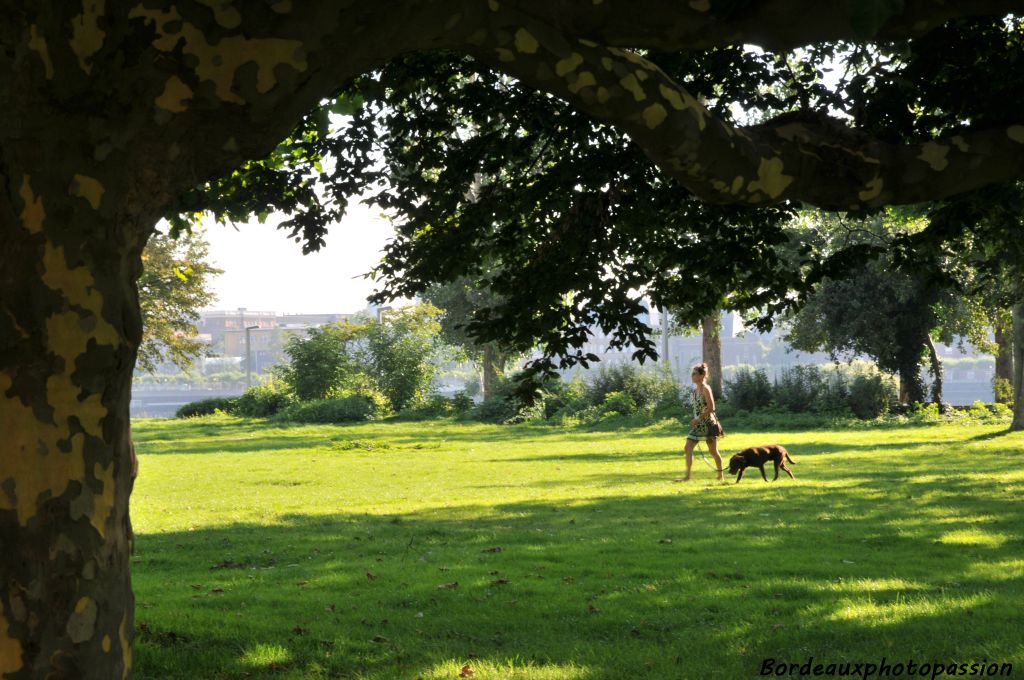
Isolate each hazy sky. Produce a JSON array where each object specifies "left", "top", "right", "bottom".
[{"left": 199, "top": 201, "right": 397, "bottom": 315}]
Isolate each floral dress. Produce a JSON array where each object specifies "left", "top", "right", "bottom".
[{"left": 687, "top": 386, "right": 719, "bottom": 441}]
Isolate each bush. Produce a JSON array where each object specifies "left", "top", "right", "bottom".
[
  {"left": 773, "top": 365, "right": 827, "bottom": 413},
  {"left": 724, "top": 368, "right": 772, "bottom": 411},
  {"left": 601, "top": 391, "right": 638, "bottom": 416},
  {"left": 398, "top": 394, "right": 457, "bottom": 419},
  {"left": 234, "top": 380, "right": 292, "bottom": 417},
  {"left": 276, "top": 392, "right": 388, "bottom": 423},
  {"left": 994, "top": 377, "right": 1014, "bottom": 405},
  {"left": 847, "top": 373, "right": 895, "bottom": 419},
  {"left": 587, "top": 364, "right": 676, "bottom": 411},
  {"left": 451, "top": 391, "right": 475, "bottom": 414},
  {"left": 468, "top": 372, "right": 545, "bottom": 424},
  {"left": 175, "top": 397, "right": 237, "bottom": 418}
]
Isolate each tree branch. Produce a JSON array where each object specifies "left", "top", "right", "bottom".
[
  {"left": 506, "top": 0, "right": 1022, "bottom": 51},
  {"left": 459, "top": 7, "right": 1024, "bottom": 209}
]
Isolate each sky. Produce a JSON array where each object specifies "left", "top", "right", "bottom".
[{"left": 198, "top": 201, "right": 397, "bottom": 315}]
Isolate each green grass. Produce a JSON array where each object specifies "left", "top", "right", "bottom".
[{"left": 130, "top": 415, "right": 1024, "bottom": 679}]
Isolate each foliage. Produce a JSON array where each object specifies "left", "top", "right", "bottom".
[
  {"left": 138, "top": 229, "right": 222, "bottom": 373},
  {"left": 994, "top": 377, "right": 1015, "bottom": 405},
  {"left": 276, "top": 322, "right": 366, "bottom": 401},
  {"left": 275, "top": 393, "right": 386, "bottom": 424},
  {"left": 847, "top": 373, "right": 898, "bottom": 419},
  {"left": 585, "top": 364, "right": 678, "bottom": 412},
  {"left": 723, "top": 368, "right": 773, "bottom": 412},
  {"left": 273, "top": 304, "right": 447, "bottom": 411},
  {"left": 233, "top": 380, "right": 293, "bottom": 418},
  {"left": 451, "top": 391, "right": 474, "bottom": 414},
  {"left": 421, "top": 277, "right": 519, "bottom": 390},
  {"left": 362, "top": 304, "right": 445, "bottom": 411},
  {"left": 174, "top": 397, "right": 236, "bottom": 418},
  {"left": 600, "top": 391, "right": 638, "bottom": 417}
]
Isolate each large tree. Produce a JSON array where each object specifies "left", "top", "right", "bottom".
[{"left": 3, "top": 4, "right": 1024, "bottom": 676}]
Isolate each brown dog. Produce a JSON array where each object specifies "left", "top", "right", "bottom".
[{"left": 726, "top": 445, "right": 796, "bottom": 483}]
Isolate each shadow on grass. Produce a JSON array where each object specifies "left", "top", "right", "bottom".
[{"left": 133, "top": 484, "right": 1024, "bottom": 679}]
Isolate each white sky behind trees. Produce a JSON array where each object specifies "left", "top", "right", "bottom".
[{"left": 199, "top": 201, "right": 397, "bottom": 314}]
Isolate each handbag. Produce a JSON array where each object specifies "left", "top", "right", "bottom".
[{"left": 707, "top": 412, "right": 725, "bottom": 438}]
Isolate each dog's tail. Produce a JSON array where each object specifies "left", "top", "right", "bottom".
[{"left": 782, "top": 447, "right": 796, "bottom": 464}]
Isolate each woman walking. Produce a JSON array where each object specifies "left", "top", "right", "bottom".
[{"left": 678, "top": 362, "right": 724, "bottom": 482}]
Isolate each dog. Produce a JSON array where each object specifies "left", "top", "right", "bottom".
[{"left": 726, "top": 445, "right": 796, "bottom": 483}]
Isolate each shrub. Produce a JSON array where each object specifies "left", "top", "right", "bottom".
[
  {"left": 451, "top": 390, "right": 475, "bottom": 413},
  {"left": 724, "top": 368, "right": 772, "bottom": 411},
  {"left": 175, "top": 397, "right": 237, "bottom": 418},
  {"left": 234, "top": 380, "right": 292, "bottom": 417},
  {"left": 601, "top": 391, "right": 638, "bottom": 416},
  {"left": 399, "top": 394, "right": 456, "bottom": 419},
  {"left": 470, "top": 396, "right": 518, "bottom": 424},
  {"left": 587, "top": 364, "right": 676, "bottom": 411},
  {"left": 847, "top": 373, "right": 895, "bottom": 419},
  {"left": 994, "top": 377, "right": 1014, "bottom": 405},
  {"left": 276, "top": 392, "right": 388, "bottom": 423},
  {"left": 773, "top": 365, "right": 826, "bottom": 413}
]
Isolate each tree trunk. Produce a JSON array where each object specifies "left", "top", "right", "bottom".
[
  {"left": 481, "top": 343, "right": 500, "bottom": 400},
  {"left": 925, "top": 333, "right": 944, "bottom": 410},
  {"left": 896, "top": 349, "right": 926, "bottom": 406},
  {"left": 994, "top": 315, "right": 1014, "bottom": 404},
  {"left": 1012, "top": 302, "right": 1024, "bottom": 431},
  {"left": 701, "top": 312, "right": 722, "bottom": 399},
  {"left": 1, "top": 173, "right": 146, "bottom": 677}
]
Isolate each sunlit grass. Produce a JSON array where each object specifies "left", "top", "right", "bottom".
[{"left": 130, "top": 415, "right": 1024, "bottom": 679}]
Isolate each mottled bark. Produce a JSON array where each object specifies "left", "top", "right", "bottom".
[
  {"left": 0, "top": 170, "right": 146, "bottom": 678},
  {"left": 994, "top": 317, "right": 1014, "bottom": 404},
  {"left": 1012, "top": 303, "right": 1024, "bottom": 431},
  {"left": 701, "top": 313, "right": 722, "bottom": 399}
]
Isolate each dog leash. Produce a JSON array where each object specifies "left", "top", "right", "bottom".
[{"left": 694, "top": 440, "right": 723, "bottom": 473}]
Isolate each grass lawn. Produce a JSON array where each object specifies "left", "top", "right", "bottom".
[{"left": 130, "top": 415, "right": 1024, "bottom": 679}]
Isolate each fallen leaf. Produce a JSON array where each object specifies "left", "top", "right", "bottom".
[
  {"left": 210, "top": 588, "right": 225, "bottom": 594},
  {"left": 490, "top": 578, "right": 510, "bottom": 586},
  {"left": 459, "top": 664, "right": 475, "bottom": 677},
  {"left": 588, "top": 604, "right": 601, "bottom": 614},
  {"left": 658, "top": 538, "right": 672, "bottom": 544},
  {"left": 772, "top": 623, "right": 785, "bottom": 630},
  {"left": 438, "top": 581, "right": 459, "bottom": 590},
  {"left": 562, "top": 576, "right": 575, "bottom": 584},
  {"left": 481, "top": 547, "right": 502, "bottom": 553},
  {"left": 372, "top": 635, "right": 388, "bottom": 643},
  {"left": 366, "top": 572, "right": 377, "bottom": 581},
  {"left": 292, "top": 626, "right": 307, "bottom": 636}
]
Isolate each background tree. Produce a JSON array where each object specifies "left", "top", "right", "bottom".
[
  {"left": 363, "top": 304, "right": 446, "bottom": 411},
  {"left": 137, "top": 229, "right": 221, "bottom": 373},
  {"left": 783, "top": 209, "right": 1001, "bottom": 406},
  {"left": 276, "top": 322, "right": 367, "bottom": 401},
  {"left": 422, "top": 277, "right": 519, "bottom": 400}
]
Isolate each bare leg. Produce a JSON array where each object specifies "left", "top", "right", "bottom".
[
  {"left": 707, "top": 437, "right": 724, "bottom": 481},
  {"left": 676, "top": 438, "right": 696, "bottom": 482}
]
